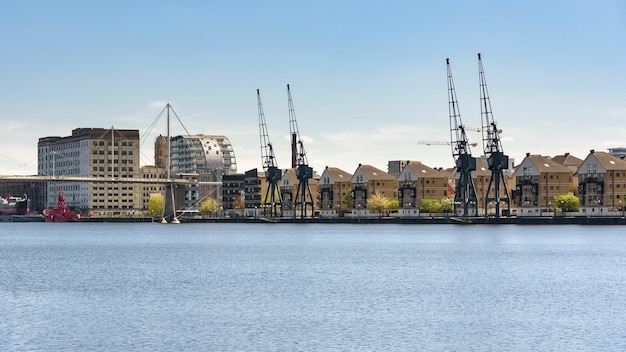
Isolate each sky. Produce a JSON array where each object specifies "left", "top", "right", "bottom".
[{"left": 1, "top": 0, "right": 625, "bottom": 176}]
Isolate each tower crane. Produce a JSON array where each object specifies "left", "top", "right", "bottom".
[
  {"left": 478, "top": 53, "right": 511, "bottom": 218},
  {"left": 447, "top": 58, "right": 479, "bottom": 217},
  {"left": 417, "top": 141, "right": 478, "bottom": 147},
  {"left": 287, "top": 84, "right": 314, "bottom": 218},
  {"left": 257, "top": 89, "right": 282, "bottom": 217}
]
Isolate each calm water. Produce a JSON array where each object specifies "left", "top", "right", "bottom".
[{"left": 1, "top": 223, "right": 626, "bottom": 351}]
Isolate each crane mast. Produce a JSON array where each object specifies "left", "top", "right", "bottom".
[
  {"left": 257, "top": 89, "right": 282, "bottom": 217},
  {"left": 287, "top": 84, "right": 314, "bottom": 218},
  {"left": 447, "top": 58, "right": 478, "bottom": 217},
  {"left": 478, "top": 53, "right": 511, "bottom": 218}
]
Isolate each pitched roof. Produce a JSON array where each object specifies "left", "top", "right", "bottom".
[
  {"left": 323, "top": 166, "right": 352, "bottom": 182},
  {"left": 525, "top": 154, "right": 572, "bottom": 173},
  {"left": 437, "top": 168, "right": 456, "bottom": 180},
  {"left": 551, "top": 153, "right": 583, "bottom": 168},
  {"left": 356, "top": 164, "right": 397, "bottom": 181},
  {"left": 588, "top": 151, "right": 626, "bottom": 171},
  {"left": 404, "top": 161, "right": 446, "bottom": 179},
  {"left": 281, "top": 168, "right": 297, "bottom": 183},
  {"left": 475, "top": 159, "right": 491, "bottom": 176}
]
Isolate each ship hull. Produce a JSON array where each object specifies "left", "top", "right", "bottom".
[{"left": 0, "top": 196, "right": 30, "bottom": 215}]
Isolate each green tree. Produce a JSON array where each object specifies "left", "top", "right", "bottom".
[
  {"left": 342, "top": 188, "right": 353, "bottom": 210},
  {"left": 554, "top": 192, "right": 579, "bottom": 212},
  {"left": 367, "top": 193, "right": 388, "bottom": 213},
  {"left": 440, "top": 196, "right": 454, "bottom": 213},
  {"left": 147, "top": 194, "right": 164, "bottom": 217},
  {"left": 420, "top": 199, "right": 442, "bottom": 213},
  {"left": 200, "top": 198, "right": 220, "bottom": 217},
  {"left": 387, "top": 199, "right": 400, "bottom": 210}
]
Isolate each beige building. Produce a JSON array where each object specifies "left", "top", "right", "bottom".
[
  {"left": 513, "top": 153, "right": 573, "bottom": 216},
  {"left": 140, "top": 165, "right": 167, "bottom": 211},
  {"left": 471, "top": 159, "right": 515, "bottom": 216},
  {"left": 397, "top": 161, "right": 448, "bottom": 216},
  {"left": 38, "top": 128, "right": 142, "bottom": 215},
  {"left": 318, "top": 166, "right": 352, "bottom": 217},
  {"left": 578, "top": 150, "right": 626, "bottom": 215},
  {"left": 550, "top": 152, "right": 583, "bottom": 195},
  {"left": 279, "top": 168, "right": 318, "bottom": 217},
  {"left": 350, "top": 164, "right": 398, "bottom": 217}
]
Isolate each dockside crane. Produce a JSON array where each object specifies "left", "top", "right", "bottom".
[
  {"left": 447, "top": 58, "right": 479, "bottom": 217},
  {"left": 478, "top": 53, "right": 511, "bottom": 218},
  {"left": 287, "top": 84, "right": 314, "bottom": 218},
  {"left": 257, "top": 89, "right": 282, "bottom": 217}
]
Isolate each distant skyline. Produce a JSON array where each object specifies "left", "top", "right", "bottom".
[{"left": 1, "top": 1, "right": 625, "bottom": 176}]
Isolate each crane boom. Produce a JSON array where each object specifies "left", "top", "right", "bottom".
[
  {"left": 288, "top": 84, "right": 308, "bottom": 167},
  {"left": 477, "top": 53, "right": 511, "bottom": 218},
  {"left": 257, "top": 89, "right": 282, "bottom": 216},
  {"left": 286, "top": 84, "right": 314, "bottom": 218},
  {"left": 417, "top": 140, "right": 478, "bottom": 147},
  {"left": 447, "top": 58, "right": 478, "bottom": 217}
]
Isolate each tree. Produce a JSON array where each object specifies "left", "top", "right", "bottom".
[
  {"left": 440, "top": 196, "right": 454, "bottom": 213},
  {"left": 147, "top": 194, "right": 164, "bottom": 217},
  {"left": 554, "top": 192, "right": 579, "bottom": 212},
  {"left": 200, "top": 198, "right": 220, "bottom": 217},
  {"left": 420, "top": 199, "right": 442, "bottom": 213},
  {"left": 367, "top": 193, "right": 388, "bottom": 213},
  {"left": 387, "top": 199, "right": 400, "bottom": 210},
  {"left": 233, "top": 192, "right": 245, "bottom": 215},
  {"left": 342, "top": 188, "right": 353, "bottom": 210}
]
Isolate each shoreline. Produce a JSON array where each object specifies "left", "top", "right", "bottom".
[{"left": 3, "top": 214, "right": 626, "bottom": 225}]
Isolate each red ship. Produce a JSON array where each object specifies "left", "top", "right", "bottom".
[{"left": 43, "top": 191, "right": 81, "bottom": 222}]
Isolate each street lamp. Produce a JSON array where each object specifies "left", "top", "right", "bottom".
[{"left": 548, "top": 201, "right": 552, "bottom": 217}]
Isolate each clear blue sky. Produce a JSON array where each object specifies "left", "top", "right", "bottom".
[{"left": 1, "top": 0, "right": 625, "bottom": 175}]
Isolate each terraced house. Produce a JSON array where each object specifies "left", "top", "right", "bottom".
[
  {"left": 578, "top": 150, "right": 626, "bottom": 215},
  {"left": 350, "top": 164, "right": 398, "bottom": 217},
  {"left": 279, "top": 168, "right": 319, "bottom": 217},
  {"left": 513, "top": 153, "right": 573, "bottom": 216},
  {"left": 397, "top": 161, "right": 448, "bottom": 216},
  {"left": 318, "top": 166, "right": 352, "bottom": 218}
]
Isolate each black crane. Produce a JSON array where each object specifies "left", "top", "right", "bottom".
[
  {"left": 257, "top": 89, "right": 282, "bottom": 217},
  {"left": 287, "top": 84, "right": 314, "bottom": 218},
  {"left": 447, "top": 58, "right": 479, "bottom": 217},
  {"left": 478, "top": 53, "right": 511, "bottom": 218}
]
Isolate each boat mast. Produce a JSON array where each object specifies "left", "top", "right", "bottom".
[{"left": 161, "top": 103, "right": 179, "bottom": 223}]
